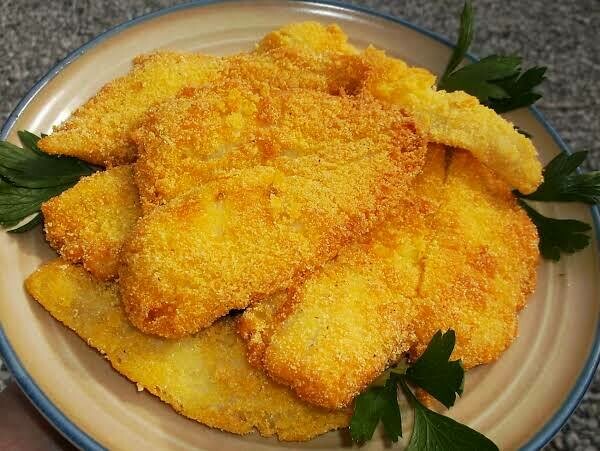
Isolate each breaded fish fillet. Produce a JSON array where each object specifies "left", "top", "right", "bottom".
[
  {"left": 238, "top": 148, "right": 538, "bottom": 409},
  {"left": 238, "top": 147, "right": 447, "bottom": 409},
  {"left": 359, "top": 47, "right": 542, "bottom": 194},
  {"left": 256, "top": 22, "right": 357, "bottom": 55},
  {"left": 42, "top": 166, "right": 141, "bottom": 280},
  {"left": 132, "top": 84, "right": 425, "bottom": 211},
  {"left": 37, "top": 22, "right": 358, "bottom": 168},
  {"left": 25, "top": 260, "right": 349, "bottom": 441},
  {"left": 38, "top": 52, "right": 223, "bottom": 166},
  {"left": 260, "top": 24, "right": 542, "bottom": 193},
  {"left": 121, "top": 94, "right": 426, "bottom": 337},
  {"left": 408, "top": 150, "right": 538, "bottom": 364},
  {"left": 121, "top": 152, "right": 425, "bottom": 339}
]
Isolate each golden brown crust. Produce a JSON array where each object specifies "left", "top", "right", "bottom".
[
  {"left": 25, "top": 260, "right": 349, "bottom": 441},
  {"left": 359, "top": 47, "right": 543, "bottom": 194},
  {"left": 407, "top": 150, "right": 539, "bottom": 365},
  {"left": 38, "top": 22, "right": 542, "bottom": 194},
  {"left": 41, "top": 166, "right": 141, "bottom": 280},
  {"left": 37, "top": 22, "right": 358, "bottom": 168},
  {"left": 256, "top": 22, "right": 357, "bottom": 55},
  {"left": 238, "top": 148, "right": 539, "bottom": 409},
  {"left": 132, "top": 83, "right": 425, "bottom": 211},
  {"left": 239, "top": 147, "right": 447, "bottom": 409},
  {"left": 121, "top": 87, "right": 426, "bottom": 338},
  {"left": 38, "top": 52, "right": 223, "bottom": 166}
]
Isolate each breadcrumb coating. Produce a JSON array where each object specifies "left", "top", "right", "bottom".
[
  {"left": 121, "top": 107, "right": 426, "bottom": 337},
  {"left": 256, "top": 22, "right": 357, "bottom": 55},
  {"left": 38, "top": 22, "right": 541, "bottom": 194},
  {"left": 238, "top": 148, "right": 538, "bottom": 409},
  {"left": 38, "top": 52, "right": 223, "bottom": 166},
  {"left": 25, "top": 260, "right": 349, "bottom": 441},
  {"left": 37, "top": 22, "right": 358, "bottom": 168},
  {"left": 408, "top": 150, "right": 539, "bottom": 365},
  {"left": 132, "top": 84, "right": 425, "bottom": 211},
  {"left": 359, "top": 47, "right": 542, "bottom": 194},
  {"left": 41, "top": 166, "right": 141, "bottom": 280},
  {"left": 258, "top": 23, "right": 542, "bottom": 193}
]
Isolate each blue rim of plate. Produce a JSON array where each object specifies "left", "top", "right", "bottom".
[{"left": 1, "top": 0, "right": 598, "bottom": 449}]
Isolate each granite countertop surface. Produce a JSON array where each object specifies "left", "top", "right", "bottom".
[{"left": 0, "top": 0, "right": 598, "bottom": 449}]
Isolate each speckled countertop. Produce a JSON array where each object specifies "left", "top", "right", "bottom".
[{"left": 0, "top": 1, "right": 598, "bottom": 449}]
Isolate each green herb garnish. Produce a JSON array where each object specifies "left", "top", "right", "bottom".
[
  {"left": 399, "top": 378, "right": 498, "bottom": 451},
  {"left": 438, "top": 2, "right": 546, "bottom": 114},
  {"left": 518, "top": 151, "right": 600, "bottom": 204},
  {"left": 518, "top": 199, "right": 591, "bottom": 261},
  {"left": 513, "top": 151, "right": 599, "bottom": 260},
  {"left": 349, "top": 330, "right": 498, "bottom": 450},
  {"left": 350, "top": 372, "right": 403, "bottom": 443},
  {"left": 404, "top": 330, "right": 463, "bottom": 408},
  {"left": 440, "top": 1, "right": 474, "bottom": 83},
  {"left": 0, "top": 131, "right": 96, "bottom": 232}
]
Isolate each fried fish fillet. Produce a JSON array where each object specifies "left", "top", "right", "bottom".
[
  {"left": 38, "top": 52, "right": 223, "bottom": 166},
  {"left": 407, "top": 150, "right": 538, "bottom": 364},
  {"left": 238, "top": 148, "right": 538, "bottom": 409},
  {"left": 42, "top": 166, "right": 141, "bottom": 280},
  {"left": 358, "top": 47, "right": 542, "bottom": 193},
  {"left": 238, "top": 147, "right": 447, "bottom": 409},
  {"left": 25, "top": 260, "right": 349, "bottom": 440},
  {"left": 132, "top": 83, "right": 425, "bottom": 211},
  {"left": 37, "top": 22, "right": 358, "bottom": 168},
  {"left": 256, "top": 22, "right": 357, "bottom": 55},
  {"left": 260, "top": 24, "right": 542, "bottom": 193},
  {"left": 121, "top": 91, "right": 426, "bottom": 338}
]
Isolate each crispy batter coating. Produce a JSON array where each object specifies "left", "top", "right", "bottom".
[
  {"left": 238, "top": 148, "right": 538, "bottom": 409},
  {"left": 25, "top": 260, "right": 349, "bottom": 440},
  {"left": 359, "top": 47, "right": 542, "bottom": 194},
  {"left": 132, "top": 84, "right": 424, "bottom": 211},
  {"left": 41, "top": 166, "right": 141, "bottom": 280},
  {"left": 257, "top": 23, "right": 542, "bottom": 193},
  {"left": 256, "top": 22, "right": 357, "bottom": 55},
  {"left": 38, "top": 52, "right": 223, "bottom": 166},
  {"left": 121, "top": 106, "right": 425, "bottom": 337},
  {"left": 408, "top": 150, "right": 539, "bottom": 364},
  {"left": 38, "top": 21, "right": 541, "bottom": 194},
  {"left": 238, "top": 147, "right": 447, "bottom": 409},
  {"left": 37, "top": 22, "right": 357, "bottom": 168}
]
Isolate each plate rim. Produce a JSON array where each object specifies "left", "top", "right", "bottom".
[{"left": 1, "top": 0, "right": 598, "bottom": 449}]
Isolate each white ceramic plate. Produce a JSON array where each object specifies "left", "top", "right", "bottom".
[{"left": 1, "top": 1, "right": 599, "bottom": 450}]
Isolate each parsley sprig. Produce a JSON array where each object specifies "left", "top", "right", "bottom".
[
  {"left": 438, "top": 2, "right": 546, "bottom": 114},
  {"left": 399, "top": 377, "right": 497, "bottom": 451},
  {"left": 0, "top": 131, "right": 96, "bottom": 232},
  {"left": 350, "top": 330, "right": 498, "bottom": 450},
  {"left": 441, "top": 2, "right": 596, "bottom": 261},
  {"left": 519, "top": 151, "right": 600, "bottom": 204},
  {"left": 518, "top": 200, "right": 591, "bottom": 261},
  {"left": 514, "top": 151, "right": 599, "bottom": 261}
]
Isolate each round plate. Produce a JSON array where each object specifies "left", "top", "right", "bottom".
[{"left": 1, "top": 1, "right": 599, "bottom": 450}]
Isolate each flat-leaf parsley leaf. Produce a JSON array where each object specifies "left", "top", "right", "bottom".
[
  {"left": 350, "top": 373, "right": 403, "bottom": 443},
  {"left": 519, "top": 151, "right": 600, "bottom": 204},
  {"left": 518, "top": 199, "right": 591, "bottom": 261},
  {"left": 438, "top": 2, "right": 546, "bottom": 114},
  {"left": 0, "top": 131, "right": 96, "bottom": 232},
  {"left": 400, "top": 378, "right": 498, "bottom": 451},
  {"left": 405, "top": 330, "right": 464, "bottom": 408},
  {"left": 350, "top": 330, "right": 498, "bottom": 449}
]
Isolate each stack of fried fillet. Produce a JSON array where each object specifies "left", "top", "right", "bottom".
[{"left": 26, "top": 22, "right": 539, "bottom": 440}]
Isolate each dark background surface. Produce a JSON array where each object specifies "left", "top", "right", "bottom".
[{"left": 0, "top": 1, "right": 598, "bottom": 449}]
